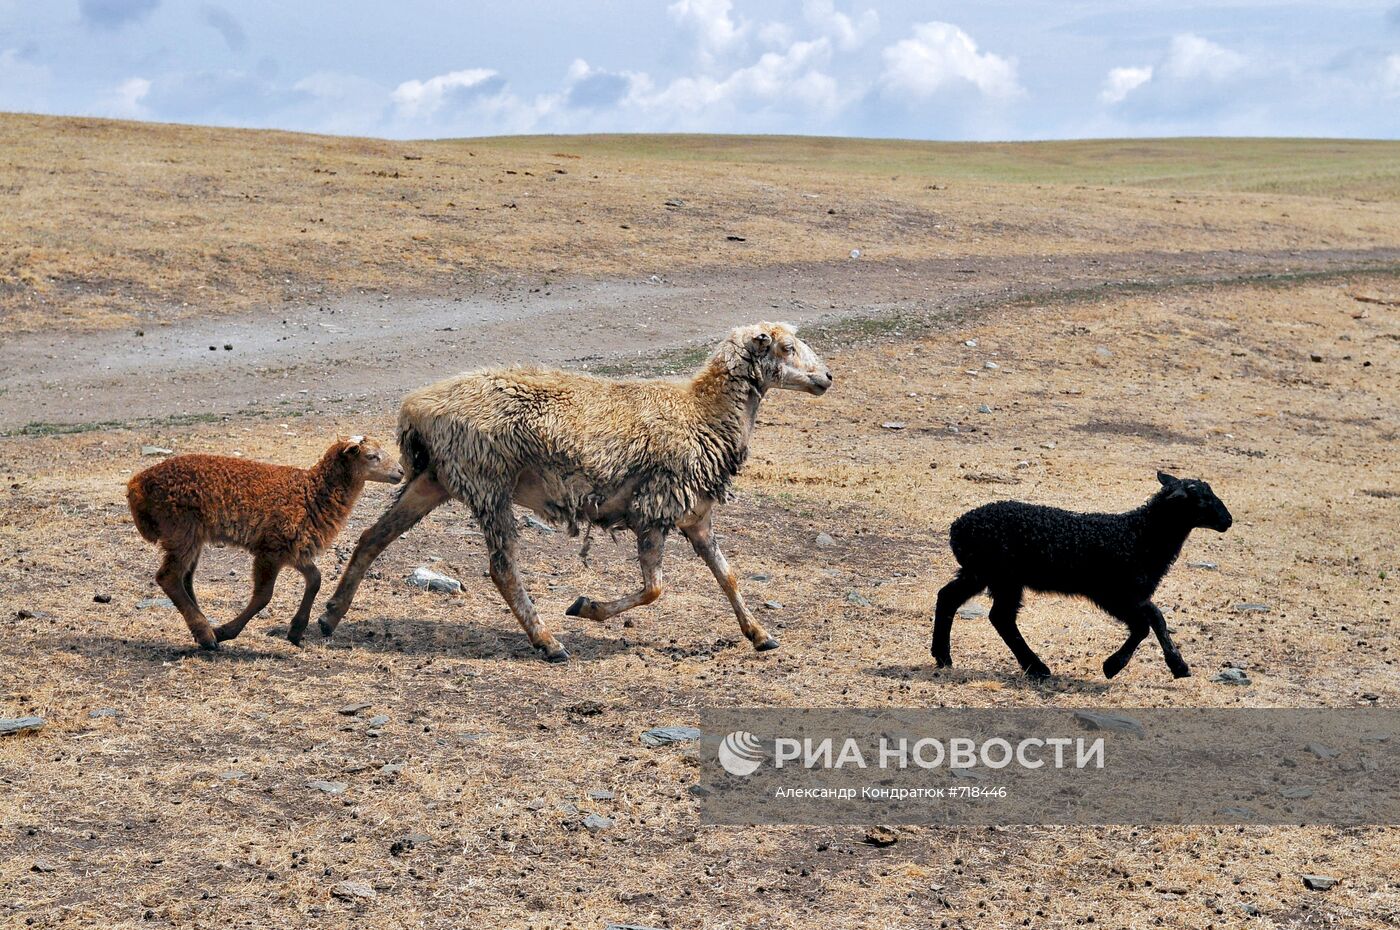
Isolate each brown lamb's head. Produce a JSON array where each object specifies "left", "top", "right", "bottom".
[{"left": 339, "top": 435, "right": 404, "bottom": 484}]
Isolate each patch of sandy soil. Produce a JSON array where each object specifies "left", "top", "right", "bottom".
[{"left": 2, "top": 272, "right": 1397, "bottom": 928}]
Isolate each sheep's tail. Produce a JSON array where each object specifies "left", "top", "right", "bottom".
[
  {"left": 395, "top": 409, "right": 436, "bottom": 502},
  {"left": 126, "top": 474, "right": 162, "bottom": 543}
]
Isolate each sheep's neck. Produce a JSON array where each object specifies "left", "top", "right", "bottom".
[
  {"left": 303, "top": 452, "right": 367, "bottom": 546},
  {"left": 690, "top": 356, "right": 766, "bottom": 473},
  {"left": 1134, "top": 500, "right": 1194, "bottom": 572}
]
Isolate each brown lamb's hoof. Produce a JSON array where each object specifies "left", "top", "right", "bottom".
[
  {"left": 564, "top": 596, "right": 592, "bottom": 618},
  {"left": 197, "top": 639, "right": 220, "bottom": 652},
  {"left": 317, "top": 615, "right": 336, "bottom": 638},
  {"left": 287, "top": 633, "right": 304, "bottom": 648},
  {"left": 754, "top": 636, "right": 780, "bottom": 652}
]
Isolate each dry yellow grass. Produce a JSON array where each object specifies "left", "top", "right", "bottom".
[
  {"left": 3, "top": 274, "right": 1396, "bottom": 928},
  {"left": 4, "top": 114, "right": 1400, "bottom": 333}
]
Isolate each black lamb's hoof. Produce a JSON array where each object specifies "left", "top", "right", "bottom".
[
  {"left": 540, "top": 643, "right": 571, "bottom": 663},
  {"left": 1103, "top": 657, "right": 1128, "bottom": 679},
  {"left": 1025, "top": 664, "right": 1052, "bottom": 681},
  {"left": 754, "top": 636, "right": 780, "bottom": 652},
  {"left": 565, "top": 596, "right": 591, "bottom": 618},
  {"left": 1171, "top": 664, "right": 1192, "bottom": 680},
  {"left": 933, "top": 654, "right": 953, "bottom": 669}
]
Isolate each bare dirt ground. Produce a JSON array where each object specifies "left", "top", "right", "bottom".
[{"left": 2, "top": 120, "right": 1399, "bottom": 929}]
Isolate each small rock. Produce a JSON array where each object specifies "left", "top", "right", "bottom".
[
  {"left": 1280, "top": 786, "right": 1314, "bottom": 799},
  {"left": 976, "top": 404, "right": 992, "bottom": 414},
  {"left": 219, "top": 770, "right": 248, "bottom": 780},
  {"left": 141, "top": 445, "right": 173, "bottom": 456},
  {"left": 379, "top": 763, "right": 405, "bottom": 776},
  {"left": 957, "top": 604, "right": 988, "bottom": 619},
  {"left": 31, "top": 859, "right": 56, "bottom": 873},
  {"left": 845, "top": 591, "right": 873, "bottom": 608},
  {"left": 983, "top": 361, "right": 999, "bottom": 370},
  {"left": 815, "top": 532, "right": 838, "bottom": 549},
  {"left": 1301, "top": 874, "right": 1338, "bottom": 891},
  {"left": 1309, "top": 353, "right": 1324, "bottom": 363},
  {"left": 0, "top": 717, "right": 45, "bottom": 737},
  {"left": 525, "top": 797, "right": 547, "bottom": 811},
  {"left": 964, "top": 339, "right": 978, "bottom": 347},
  {"left": 1095, "top": 346, "right": 1113, "bottom": 358},
  {"left": 331, "top": 880, "right": 377, "bottom": 901},
  {"left": 583, "top": 813, "right": 614, "bottom": 832},
  {"left": 1234, "top": 603, "right": 1270, "bottom": 613},
  {"left": 1040, "top": 441, "right": 1057, "bottom": 449},
  {"left": 880, "top": 421, "right": 907, "bottom": 430},
  {"left": 762, "top": 600, "right": 782, "bottom": 610},
  {"left": 640, "top": 725, "right": 702, "bottom": 747},
  {"left": 93, "top": 593, "right": 112, "bottom": 604},
  {"left": 747, "top": 572, "right": 773, "bottom": 582},
  {"left": 588, "top": 789, "right": 615, "bottom": 800},
  {"left": 1239, "top": 902, "right": 1261, "bottom": 916},
  {"left": 308, "top": 780, "right": 347, "bottom": 795},
  {"left": 89, "top": 708, "right": 121, "bottom": 718},
  {"left": 1188, "top": 561, "right": 1219, "bottom": 570},
  {"left": 864, "top": 825, "right": 898, "bottom": 847},
  {"left": 1305, "top": 742, "right": 1340, "bottom": 760},
  {"left": 407, "top": 566, "right": 462, "bottom": 594},
  {"left": 136, "top": 597, "right": 174, "bottom": 610},
  {"left": 524, "top": 514, "right": 555, "bottom": 533},
  {"left": 367, "top": 715, "right": 389, "bottom": 728},
  {"left": 1073, "top": 711, "right": 1145, "bottom": 736},
  {"left": 1211, "top": 668, "right": 1252, "bottom": 686},
  {"left": 849, "top": 248, "right": 861, "bottom": 259},
  {"left": 338, "top": 702, "right": 372, "bottom": 716}
]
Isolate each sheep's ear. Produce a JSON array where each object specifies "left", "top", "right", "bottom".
[
  {"left": 1157, "top": 470, "right": 1179, "bottom": 487},
  {"left": 749, "top": 331, "right": 773, "bottom": 352}
]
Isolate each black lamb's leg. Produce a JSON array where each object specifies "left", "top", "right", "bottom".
[
  {"left": 988, "top": 584, "right": 1050, "bottom": 679},
  {"left": 1102, "top": 603, "right": 1151, "bottom": 679},
  {"left": 932, "top": 570, "right": 984, "bottom": 668},
  {"left": 1143, "top": 601, "right": 1190, "bottom": 678}
]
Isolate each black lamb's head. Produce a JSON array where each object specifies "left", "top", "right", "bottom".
[{"left": 1156, "top": 471, "right": 1233, "bottom": 532}]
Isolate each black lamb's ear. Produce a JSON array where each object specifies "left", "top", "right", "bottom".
[{"left": 1157, "top": 470, "right": 1179, "bottom": 487}]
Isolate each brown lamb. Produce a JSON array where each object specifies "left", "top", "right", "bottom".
[{"left": 126, "top": 436, "right": 402, "bottom": 649}]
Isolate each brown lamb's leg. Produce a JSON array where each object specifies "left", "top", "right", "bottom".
[
  {"left": 214, "top": 554, "right": 279, "bottom": 643},
  {"left": 318, "top": 473, "right": 449, "bottom": 637},
  {"left": 478, "top": 494, "right": 569, "bottom": 663},
  {"left": 285, "top": 563, "right": 322, "bottom": 646},
  {"left": 157, "top": 547, "right": 217, "bottom": 650},
  {"left": 681, "top": 515, "right": 777, "bottom": 651},
  {"left": 566, "top": 527, "right": 666, "bottom": 621}
]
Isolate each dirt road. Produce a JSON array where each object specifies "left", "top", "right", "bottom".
[{"left": 5, "top": 245, "right": 1397, "bottom": 431}]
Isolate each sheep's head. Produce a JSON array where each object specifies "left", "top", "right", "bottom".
[
  {"left": 1156, "top": 471, "right": 1232, "bottom": 532},
  {"left": 727, "top": 322, "right": 833, "bottom": 396},
  {"left": 341, "top": 435, "right": 404, "bottom": 484}
]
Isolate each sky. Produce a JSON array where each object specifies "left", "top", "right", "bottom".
[{"left": 1, "top": 1, "right": 1399, "bottom": 140}]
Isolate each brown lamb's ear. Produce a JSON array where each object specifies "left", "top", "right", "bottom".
[{"left": 342, "top": 436, "right": 363, "bottom": 458}]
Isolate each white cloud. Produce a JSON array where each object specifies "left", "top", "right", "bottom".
[
  {"left": 668, "top": 0, "right": 745, "bottom": 59},
  {"left": 1161, "top": 33, "right": 1245, "bottom": 82},
  {"left": 640, "top": 38, "right": 841, "bottom": 120},
  {"left": 99, "top": 76, "right": 151, "bottom": 118},
  {"left": 880, "top": 22, "right": 1021, "bottom": 100},
  {"left": 803, "top": 0, "right": 877, "bottom": 51},
  {"left": 1099, "top": 65, "right": 1153, "bottom": 104},
  {"left": 1382, "top": 54, "right": 1400, "bottom": 97},
  {"left": 390, "top": 68, "right": 501, "bottom": 119}
]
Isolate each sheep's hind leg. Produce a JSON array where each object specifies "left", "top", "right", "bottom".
[
  {"left": 1143, "top": 601, "right": 1190, "bottom": 678},
  {"left": 214, "top": 555, "right": 279, "bottom": 643},
  {"left": 1101, "top": 604, "right": 1151, "bottom": 679},
  {"left": 157, "top": 548, "right": 217, "bottom": 650},
  {"left": 567, "top": 527, "right": 666, "bottom": 621},
  {"left": 931, "top": 570, "right": 985, "bottom": 669},
  {"left": 285, "top": 563, "right": 322, "bottom": 646},
  {"left": 318, "top": 473, "right": 449, "bottom": 638},
  {"left": 479, "top": 495, "right": 569, "bottom": 663},
  {"left": 988, "top": 585, "right": 1051, "bottom": 679},
  {"left": 681, "top": 517, "right": 776, "bottom": 651}
]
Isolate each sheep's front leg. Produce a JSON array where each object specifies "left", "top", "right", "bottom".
[
  {"left": 567, "top": 527, "right": 666, "bottom": 621},
  {"left": 478, "top": 496, "right": 569, "bottom": 663},
  {"left": 318, "top": 473, "right": 449, "bottom": 637},
  {"left": 285, "top": 563, "right": 322, "bottom": 646},
  {"left": 681, "top": 517, "right": 777, "bottom": 651},
  {"left": 214, "top": 555, "right": 279, "bottom": 643},
  {"left": 1142, "top": 601, "right": 1190, "bottom": 678}
]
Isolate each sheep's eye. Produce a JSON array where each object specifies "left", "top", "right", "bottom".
[{"left": 782, "top": 341, "right": 795, "bottom": 353}]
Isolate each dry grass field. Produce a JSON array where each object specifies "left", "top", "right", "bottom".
[{"left": 2, "top": 117, "right": 1399, "bottom": 929}]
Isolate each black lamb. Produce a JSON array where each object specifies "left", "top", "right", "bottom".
[{"left": 931, "top": 471, "right": 1233, "bottom": 680}]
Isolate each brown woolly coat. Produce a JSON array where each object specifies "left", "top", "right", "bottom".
[
  {"left": 397, "top": 329, "right": 775, "bottom": 533},
  {"left": 127, "top": 442, "right": 370, "bottom": 566}
]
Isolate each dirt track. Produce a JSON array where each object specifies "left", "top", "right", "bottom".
[{"left": 5, "top": 246, "right": 1398, "bottom": 432}]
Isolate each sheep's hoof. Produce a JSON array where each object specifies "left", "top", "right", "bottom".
[
  {"left": 1102, "top": 659, "right": 1125, "bottom": 679},
  {"left": 565, "top": 596, "right": 592, "bottom": 619},
  {"left": 287, "top": 633, "right": 304, "bottom": 648},
  {"left": 933, "top": 654, "right": 953, "bottom": 668},
  {"left": 754, "top": 636, "right": 780, "bottom": 652},
  {"left": 1025, "top": 664, "right": 1052, "bottom": 680},
  {"left": 1171, "top": 664, "right": 1192, "bottom": 679},
  {"left": 317, "top": 615, "right": 336, "bottom": 638},
  {"left": 539, "top": 643, "right": 571, "bottom": 663},
  {"left": 197, "top": 639, "right": 220, "bottom": 652}
]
